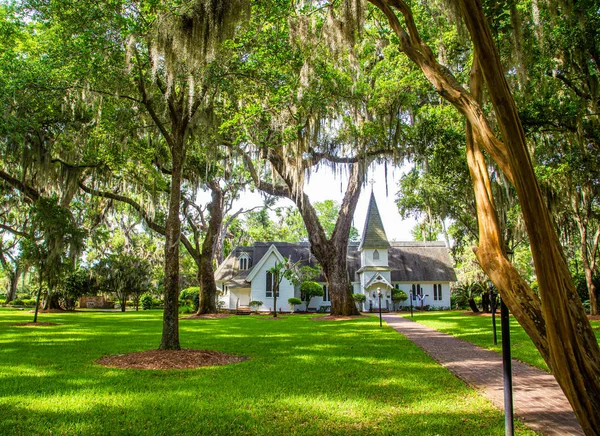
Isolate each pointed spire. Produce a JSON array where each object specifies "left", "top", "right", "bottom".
[{"left": 359, "top": 192, "right": 391, "bottom": 250}]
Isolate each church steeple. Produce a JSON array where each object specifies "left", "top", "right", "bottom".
[{"left": 359, "top": 192, "right": 391, "bottom": 250}]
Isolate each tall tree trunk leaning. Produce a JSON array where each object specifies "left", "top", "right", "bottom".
[
  {"left": 368, "top": 1, "right": 600, "bottom": 432},
  {"left": 196, "top": 182, "right": 223, "bottom": 315},
  {"left": 160, "top": 135, "right": 184, "bottom": 351},
  {"left": 459, "top": 2, "right": 600, "bottom": 432}
]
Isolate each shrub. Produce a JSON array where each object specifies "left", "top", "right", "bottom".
[
  {"left": 141, "top": 293, "right": 153, "bottom": 310},
  {"left": 180, "top": 287, "right": 200, "bottom": 311},
  {"left": 249, "top": 301, "right": 263, "bottom": 313},
  {"left": 288, "top": 297, "right": 302, "bottom": 312},
  {"left": 12, "top": 298, "right": 24, "bottom": 306},
  {"left": 299, "top": 281, "right": 324, "bottom": 311},
  {"left": 179, "top": 304, "right": 194, "bottom": 314},
  {"left": 352, "top": 293, "right": 366, "bottom": 310}
]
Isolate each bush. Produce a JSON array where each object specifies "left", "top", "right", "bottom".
[
  {"left": 141, "top": 293, "right": 153, "bottom": 310},
  {"left": 249, "top": 301, "right": 263, "bottom": 312},
  {"left": 180, "top": 287, "right": 200, "bottom": 311},
  {"left": 21, "top": 299, "right": 36, "bottom": 306},
  {"left": 12, "top": 299, "right": 24, "bottom": 306},
  {"left": 288, "top": 297, "right": 302, "bottom": 311},
  {"left": 179, "top": 304, "right": 194, "bottom": 314}
]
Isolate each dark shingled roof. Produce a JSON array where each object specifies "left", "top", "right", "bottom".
[
  {"left": 359, "top": 192, "right": 391, "bottom": 250},
  {"left": 215, "top": 241, "right": 456, "bottom": 285}
]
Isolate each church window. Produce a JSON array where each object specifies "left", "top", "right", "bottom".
[
  {"left": 266, "top": 272, "right": 273, "bottom": 297},
  {"left": 373, "top": 250, "right": 380, "bottom": 260},
  {"left": 323, "top": 285, "right": 329, "bottom": 302},
  {"left": 238, "top": 253, "right": 250, "bottom": 270},
  {"left": 434, "top": 284, "right": 442, "bottom": 301},
  {"left": 411, "top": 284, "right": 422, "bottom": 300}
]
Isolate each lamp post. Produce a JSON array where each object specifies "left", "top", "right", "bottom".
[
  {"left": 489, "top": 281, "right": 498, "bottom": 346},
  {"left": 409, "top": 291, "right": 413, "bottom": 317},
  {"left": 377, "top": 288, "right": 382, "bottom": 327},
  {"left": 501, "top": 295, "right": 514, "bottom": 436}
]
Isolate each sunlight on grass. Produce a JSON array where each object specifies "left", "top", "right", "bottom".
[
  {"left": 403, "top": 311, "right": 600, "bottom": 371},
  {"left": 0, "top": 308, "right": 536, "bottom": 435}
]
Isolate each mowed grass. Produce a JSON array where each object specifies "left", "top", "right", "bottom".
[
  {"left": 402, "top": 311, "right": 600, "bottom": 371},
  {"left": 0, "top": 309, "right": 535, "bottom": 435}
]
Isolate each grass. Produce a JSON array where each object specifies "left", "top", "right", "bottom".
[
  {"left": 401, "top": 311, "right": 600, "bottom": 371},
  {"left": 0, "top": 308, "right": 536, "bottom": 435}
]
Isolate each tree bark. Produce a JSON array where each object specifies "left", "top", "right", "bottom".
[
  {"left": 159, "top": 137, "right": 184, "bottom": 350},
  {"left": 457, "top": 2, "right": 600, "bottom": 432},
  {"left": 196, "top": 182, "right": 223, "bottom": 315},
  {"left": 44, "top": 292, "right": 61, "bottom": 310},
  {"left": 6, "top": 264, "right": 21, "bottom": 304}
]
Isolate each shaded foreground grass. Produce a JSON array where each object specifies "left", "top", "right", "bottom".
[
  {"left": 402, "top": 311, "right": 600, "bottom": 371},
  {"left": 0, "top": 309, "right": 534, "bottom": 435}
]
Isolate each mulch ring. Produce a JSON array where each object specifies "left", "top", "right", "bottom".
[
  {"left": 96, "top": 349, "right": 248, "bottom": 370},
  {"left": 10, "top": 322, "right": 60, "bottom": 327},
  {"left": 183, "top": 313, "right": 232, "bottom": 320},
  {"left": 311, "top": 315, "right": 364, "bottom": 321},
  {"left": 588, "top": 315, "right": 600, "bottom": 322}
]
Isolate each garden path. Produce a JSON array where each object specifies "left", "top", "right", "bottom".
[{"left": 383, "top": 314, "right": 584, "bottom": 436}]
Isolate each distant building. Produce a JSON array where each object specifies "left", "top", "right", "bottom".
[{"left": 215, "top": 192, "right": 456, "bottom": 311}]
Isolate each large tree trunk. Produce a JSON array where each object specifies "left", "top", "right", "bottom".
[
  {"left": 323, "top": 248, "right": 358, "bottom": 316},
  {"left": 458, "top": 2, "right": 600, "bottom": 433},
  {"left": 44, "top": 292, "right": 61, "bottom": 310},
  {"left": 196, "top": 182, "right": 223, "bottom": 315},
  {"left": 159, "top": 138, "right": 184, "bottom": 351},
  {"left": 6, "top": 264, "right": 21, "bottom": 304}
]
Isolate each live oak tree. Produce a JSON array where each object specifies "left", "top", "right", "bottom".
[{"left": 225, "top": 2, "right": 404, "bottom": 316}]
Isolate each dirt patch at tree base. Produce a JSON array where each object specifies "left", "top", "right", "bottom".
[
  {"left": 183, "top": 313, "right": 232, "bottom": 320},
  {"left": 311, "top": 315, "right": 364, "bottom": 321},
  {"left": 588, "top": 315, "right": 600, "bottom": 321},
  {"left": 10, "top": 322, "right": 60, "bottom": 327},
  {"left": 96, "top": 349, "right": 247, "bottom": 370}
]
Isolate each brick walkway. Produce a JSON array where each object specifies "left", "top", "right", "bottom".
[{"left": 383, "top": 314, "right": 584, "bottom": 436}]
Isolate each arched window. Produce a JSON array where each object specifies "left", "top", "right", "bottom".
[
  {"left": 373, "top": 250, "right": 380, "bottom": 261},
  {"left": 238, "top": 253, "right": 250, "bottom": 270}
]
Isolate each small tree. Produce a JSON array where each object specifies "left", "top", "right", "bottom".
[
  {"left": 300, "top": 281, "right": 324, "bottom": 312},
  {"left": 249, "top": 300, "right": 263, "bottom": 313},
  {"left": 141, "top": 293, "right": 153, "bottom": 310},
  {"left": 288, "top": 297, "right": 302, "bottom": 312},
  {"left": 391, "top": 289, "right": 408, "bottom": 311},
  {"left": 352, "top": 293, "right": 366, "bottom": 312}
]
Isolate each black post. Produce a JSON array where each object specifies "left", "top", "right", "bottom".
[
  {"left": 378, "top": 291, "right": 382, "bottom": 327},
  {"left": 501, "top": 298, "right": 514, "bottom": 436},
  {"left": 490, "top": 288, "right": 498, "bottom": 346},
  {"left": 409, "top": 292, "right": 413, "bottom": 317}
]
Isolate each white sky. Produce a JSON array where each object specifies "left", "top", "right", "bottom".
[{"left": 229, "top": 162, "right": 418, "bottom": 241}]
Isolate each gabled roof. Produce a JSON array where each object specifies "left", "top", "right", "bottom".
[
  {"left": 364, "top": 273, "right": 393, "bottom": 289},
  {"left": 245, "top": 244, "right": 285, "bottom": 281},
  {"left": 359, "top": 192, "right": 391, "bottom": 250},
  {"left": 214, "top": 241, "right": 457, "bottom": 287}
]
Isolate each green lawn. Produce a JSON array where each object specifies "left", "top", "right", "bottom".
[
  {"left": 0, "top": 308, "right": 535, "bottom": 435},
  {"left": 401, "top": 311, "right": 600, "bottom": 371}
]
